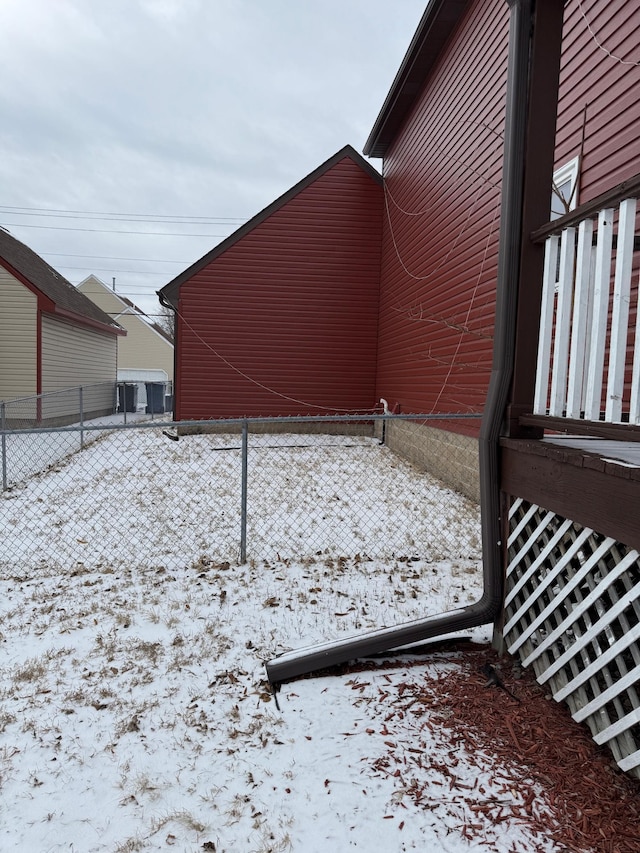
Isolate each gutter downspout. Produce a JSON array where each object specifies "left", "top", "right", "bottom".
[
  {"left": 477, "top": 0, "right": 534, "bottom": 634},
  {"left": 157, "top": 289, "right": 178, "bottom": 419},
  {"left": 265, "top": 0, "right": 540, "bottom": 686}
]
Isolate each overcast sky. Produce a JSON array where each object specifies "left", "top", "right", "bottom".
[{"left": 0, "top": 0, "right": 427, "bottom": 317}]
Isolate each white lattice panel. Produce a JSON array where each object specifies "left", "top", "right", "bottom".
[{"left": 503, "top": 500, "right": 640, "bottom": 779}]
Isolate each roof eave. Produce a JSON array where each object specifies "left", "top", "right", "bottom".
[
  {"left": 0, "top": 244, "right": 121, "bottom": 330},
  {"left": 53, "top": 306, "right": 127, "bottom": 336},
  {"left": 0, "top": 258, "right": 57, "bottom": 311},
  {"left": 363, "top": 0, "right": 472, "bottom": 158}
]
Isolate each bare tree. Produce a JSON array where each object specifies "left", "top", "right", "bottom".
[{"left": 155, "top": 301, "right": 176, "bottom": 342}]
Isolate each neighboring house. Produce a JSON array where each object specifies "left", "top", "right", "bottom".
[
  {"left": 77, "top": 275, "right": 174, "bottom": 414},
  {"left": 160, "top": 0, "right": 639, "bottom": 505},
  {"left": 364, "top": 0, "right": 510, "bottom": 500},
  {"left": 0, "top": 229, "right": 125, "bottom": 423},
  {"left": 159, "top": 145, "right": 383, "bottom": 420}
]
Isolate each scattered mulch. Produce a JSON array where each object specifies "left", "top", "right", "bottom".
[
  {"left": 293, "top": 639, "right": 640, "bottom": 851},
  {"left": 350, "top": 644, "right": 640, "bottom": 853}
]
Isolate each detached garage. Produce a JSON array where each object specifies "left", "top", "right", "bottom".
[
  {"left": 0, "top": 228, "right": 125, "bottom": 423},
  {"left": 159, "top": 146, "right": 383, "bottom": 420}
]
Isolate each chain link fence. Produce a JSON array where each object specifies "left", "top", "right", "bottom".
[
  {"left": 1, "top": 381, "right": 117, "bottom": 429},
  {"left": 1, "top": 415, "right": 482, "bottom": 573},
  {"left": 0, "top": 383, "right": 173, "bottom": 487}
]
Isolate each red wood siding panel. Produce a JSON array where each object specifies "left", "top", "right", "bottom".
[
  {"left": 375, "top": 0, "right": 509, "bottom": 433},
  {"left": 555, "top": 1, "right": 640, "bottom": 416},
  {"left": 176, "top": 157, "right": 382, "bottom": 419},
  {"left": 555, "top": 0, "right": 640, "bottom": 201}
]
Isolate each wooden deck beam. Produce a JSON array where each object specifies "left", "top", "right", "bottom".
[{"left": 500, "top": 438, "right": 640, "bottom": 552}]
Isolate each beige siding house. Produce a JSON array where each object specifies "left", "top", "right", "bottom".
[
  {"left": 0, "top": 265, "right": 37, "bottom": 403},
  {"left": 0, "top": 229, "right": 124, "bottom": 423},
  {"left": 78, "top": 275, "right": 173, "bottom": 413}
]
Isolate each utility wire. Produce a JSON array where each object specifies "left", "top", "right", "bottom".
[
  {"left": 174, "top": 304, "right": 380, "bottom": 414},
  {"left": 0, "top": 204, "right": 247, "bottom": 221},
  {"left": 57, "top": 265, "right": 175, "bottom": 275},
  {"left": 1, "top": 210, "right": 245, "bottom": 226},
  {"left": 44, "top": 252, "right": 189, "bottom": 263},
  {"left": 2, "top": 222, "right": 228, "bottom": 237},
  {"left": 578, "top": 0, "right": 640, "bottom": 67}
]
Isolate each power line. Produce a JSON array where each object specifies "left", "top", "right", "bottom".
[
  {"left": 1, "top": 209, "right": 246, "bottom": 226},
  {"left": 77, "top": 289, "right": 167, "bottom": 296},
  {"left": 101, "top": 311, "right": 168, "bottom": 317},
  {"left": 57, "top": 265, "right": 175, "bottom": 275},
  {"left": 43, "top": 252, "right": 190, "bottom": 263},
  {"left": 0, "top": 204, "right": 247, "bottom": 221},
  {"left": 2, "top": 222, "right": 228, "bottom": 237}
]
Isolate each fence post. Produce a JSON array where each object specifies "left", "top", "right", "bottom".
[
  {"left": 240, "top": 419, "right": 248, "bottom": 563},
  {"left": 79, "top": 386, "right": 85, "bottom": 449},
  {"left": 1, "top": 402, "right": 7, "bottom": 491}
]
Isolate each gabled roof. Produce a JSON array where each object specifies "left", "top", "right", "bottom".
[
  {"left": 157, "top": 144, "right": 382, "bottom": 306},
  {"left": 364, "top": 0, "right": 471, "bottom": 158},
  {"left": 118, "top": 297, "right": 174, "bottom": 344},
  {"left": 0, "top": 228, "right": 123, "bottom": 334},
  {"left": 79, "top": 274, "right": 174, "bottom": 344}
]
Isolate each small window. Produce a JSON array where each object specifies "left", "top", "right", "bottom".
[{"left": 551, "top": 157, "right": 580, "bottom": 219}]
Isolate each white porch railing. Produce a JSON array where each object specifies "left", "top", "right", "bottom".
[{"left": 533, "top": 188, "right": 640, "bottom": 424}]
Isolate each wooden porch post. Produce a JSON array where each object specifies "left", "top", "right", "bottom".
[{"left": 504, "top": 0, "right": 565, "bottom": 438}]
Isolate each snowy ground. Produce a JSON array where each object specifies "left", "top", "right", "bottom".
[
  {"left": 1, "top": 412, "right": 153, "bottom": 488},
  {"left": 1, "top": 428, "right": 481, "bottom": 569},
  {"left": 1, "top": 429, "right": 579, "bottom": 852}
]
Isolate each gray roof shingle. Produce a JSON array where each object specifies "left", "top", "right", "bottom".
[{"left": 0, "top": 228, "right": 122, "bottom": 332}]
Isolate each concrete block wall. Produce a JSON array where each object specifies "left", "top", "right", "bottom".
[{"left": 380, "top": 419, "right": 480, "bottom": 503}]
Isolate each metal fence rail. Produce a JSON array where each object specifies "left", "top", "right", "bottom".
[
  {"left": 1, "top": 414, "right": 482, "bottom": 572},
  {"left": 1, "top": 381, "right": 117, "bottom": 429},
  {"left": 0, "top": 383, "right": 174, "bottom": 488}
]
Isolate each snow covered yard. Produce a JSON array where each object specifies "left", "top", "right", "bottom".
[
  {"left": 2, "top": 429, "right": 638, "bottom": 851},
  {"left": 1, "top": 428, "right": 481, "bottom": 569},
  {"left": 1, "top": 412, "right": 152, "bottom": 489}
]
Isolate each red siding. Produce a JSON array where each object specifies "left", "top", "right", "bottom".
[
  {"left": 176, "top": 156, "right": 382, "bottom": 419},
  {"left": 375, "top": 0, "right": 640, "bottom": 435},
  {"left": 375, "top": 0, "right": 509, "bottom": 431},
  {"left": 555, "top": 0, "right": 640, "bottom": 201},
  {"left": 173, "top": 0, "right": 640, "bottom": 428},
  {"left": 555, "top": 1, "right": 640, "bottom": 415}
]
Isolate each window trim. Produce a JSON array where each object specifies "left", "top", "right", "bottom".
[{"left": 551, "top": 156, "right": 580, "bottom": 219}]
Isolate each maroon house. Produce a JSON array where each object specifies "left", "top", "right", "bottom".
[
  {"left": 159, "top": 146, "right": 383, "bottom": 420},
  {"left": 365, "top": 0, "right": 640, "bottom": 782},
  {"left": 163, "top": 0, "right": 640, "bottom": 776},
  {"left": 358, "top": 7, "right": 640, "bottom": 789},
  {"left": 368, "top": 0, "right": 508, "bottom": 423}
]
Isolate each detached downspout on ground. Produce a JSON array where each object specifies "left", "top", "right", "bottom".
[{"left": 265, "top": 0, "right": 564, "bottom": 686}]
